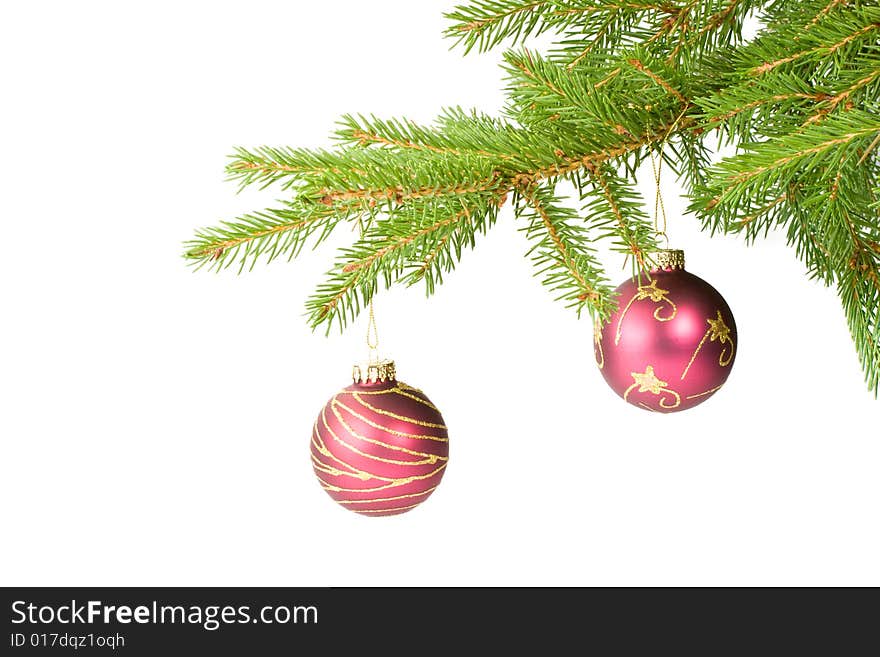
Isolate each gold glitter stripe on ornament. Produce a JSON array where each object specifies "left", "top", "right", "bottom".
[
  {"left": 312, "top": 423, "right": 366, "bottom": 476},
  {"left": 330, "top": 403, "right": 447, "bottom": 462},
  {"left": 355, "top": 503, "right": 422, "bottom": 514},
  {"left": 311, "top": 455, "right": 352, "bottom": 477},
  {"left": 311, "top": 424, "right": 368, "bottom": 476},
  {"left": 623, "top": 365, "right": 681, "bottom": 409},
  {"left": 685, "top": 383, "right": 725, "bottom": 400},
  {"left": 310, "top": 452, "right": 375, "bottom": 481},
  {"left": 338, "top": 396, "right": 448, "bottom": 438},
  {"left": 394, "top": 386, "right": 441, "bottom": 411},
  {"left": 322, "top": 406, "right": 443, "bottom": 467},
  {"left": 314, "top": 419, "right": 397, "bottom": 482},
  {"left": 312, "top": 426, "right": 393, "bottom": 482},
  {"left": 680, "top": 310, "right": 734, "bottom": 380},
  {"left": 614, "top": 279, "right": 677, "bottom": 345},
  {"left": 334, "top": 485, "right": 439, "bottom": 505},
  {"left": 339, "top": 384, "right": 441, "bottom": 412},
  {"left": 594, "top": 317, "right": 605, "bottom": 369},
  {"left": 350, "top": 393, "right": 446, "bottom": 429},
  {"left": 316, "top": 464, "right": 447, "bottom": 494}
]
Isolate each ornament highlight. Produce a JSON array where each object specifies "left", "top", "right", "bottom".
[
  {"left": 311, "top": 360, "right": 449, "bottom": 515},
  {"left": 594, "top": 249, "right": 737, "bottom": 412}
]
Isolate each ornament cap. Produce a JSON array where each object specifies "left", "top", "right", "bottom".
[
  {"left": 651, "top": 249, "right": 685, "bottom": 271},
  {"left": 352, "top": 359, "right": 396, "bottom": 384}
]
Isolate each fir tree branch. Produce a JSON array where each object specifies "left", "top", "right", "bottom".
[
  {"left": 805, "top": 0, "right": 853, "bottom": 30},
  {"left": 444, "top": 0, "right": 560, "bottom": 53},
  {"left": 564, "top": 4, "right": 635, "bottom": 69},
  {"left": 692, "top": 0, "right": 745, "bottom": 40},
  {"left": 339, "top": 210, "right": 471, "bottom": 276},
  {"left": 520, "top": 184, "right": 599, "bottom": 301},
  {"left": 626, "top": 57, "right": 689, "bottom": 103},
  {"left": 515, "top": 183, "right": 615, "bottom": 316},
  {"left": 317, "top": 173, "right": 503, "bottom": 205},
  {"left": 805, "top": 65, "right": 880, "bottom": 124},
  {"left": 751, "top": 22, "right": 880, "bottom": 76},
  {"left": 407, "top": 231, "right": 455, "bottom": 292},
  {"left": 706, "top": 91, "right": 828, "bottom": 126},
  {"left": 186, "top": 0, "right": 880, "bottom": 392},
  {"left": 225, "top": 146, "right": 346, "bottom": 190},
  {"left": 335, "top": 112, "right": 518, "bottom": 162},
  {"left": 817, "top": 169, "right": 880, "bottom": 392},
  {"left": 724, "top": 122, "right": 878, "bottom": 189},
  {"left": 509, "top": 110, "right": 697, "bottom": 188},
  {"left": 306, "top": 193, "right": 503, "bottom": 330},
  {"left": 184, "top": 201, "right": 355, "bottom": 272},
  {"left": 582, "top": 162, "right": 655, "bottom": 266}
]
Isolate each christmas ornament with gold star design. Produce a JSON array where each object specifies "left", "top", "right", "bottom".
[{"left": 594, "top": 249, "right": 737, "bottom": 412}]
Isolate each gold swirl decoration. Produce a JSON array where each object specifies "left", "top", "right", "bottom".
[
  {"left": 594, "top": 317, "right": 605, "bottom": 369},
  {"left": 614, "top": 279, "right": 677, "bottom": 345},
  {"left": 680, "top": 310, "right": 735, "bottom": 380},
  {"left": 685, "top": 383, "right": 725, "bottom": 400},
  {"left": 623, "top": 365, "right": 681, "bottom": 410}
]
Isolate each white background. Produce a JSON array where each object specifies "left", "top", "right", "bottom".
[{"left": 1, "top": 1, "right": 877, "bottom": 586}]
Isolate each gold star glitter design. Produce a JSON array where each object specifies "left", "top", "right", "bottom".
[
  {"left": 630, "top": 365, "right": 667, "bottom": 395},
  {"left": 706, "top": 310, "right": 731, "bottom": 343},
  {"left": 635, "top": 279, "right": 669, "bottom": 302}
]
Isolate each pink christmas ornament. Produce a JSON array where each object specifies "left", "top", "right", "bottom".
[
  {"left": 594, "top": 249, "right": 737, "bottom": 413},
  {"left": 311, "top": 360, "right": 448, "bottom": 516}
]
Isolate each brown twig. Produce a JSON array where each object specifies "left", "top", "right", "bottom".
[
  {"left": 454, "top": 1, "right": 549, "bottom": 33},
  {"left": 584, "top": 162, "right": 646, "bottom": 267},
  {"left": 626, "top": 58, "right": 689, "bottom": 104},
  {"left": 518, "top": 184, "right": 600, "bottom": 302},
  {"left": 509, "top": 50, "right": 568, "bottom": 98},
  {"left": 593, "top": 67, "right": 622, "bottom": 89},
  {"left": 553, "top": 2, "right": 680, "bottom": 16},
  {"left": 737, "top": 193, "right": 787, "bottom": 227},
  {"left": 318, "top": 173, "right": 501, "bottom": 205},
  {"left": 857, "top": 131, "right": 880, "bottom": 165},
  {"left": 567, "top": 11, "right": 620, "bottom": 70},
  {"left": 228, "top": 160, "right": 341, "bottom": 176},
  {"left": 512, "top": 114, "right": 696, "bottom": 187},
  {"left": 830, "top": 170, "right": 843, "bottom": 203},
  {"left": 729, "top": 129, "right": 880, "bottom": 186},
  {"left": 189, "top": 214, "right": 324, "bottom": 260},
  {"left": 710, "top": 92, "right": 829, "bottom": 124},
  {"left": 341, "top": 207, "right": 474, "bottom": 275},
  {"left": 805, "top": 0, "right": 849, "bottom": 30},
  {"left": 752, "top": 23, "right": 880, "bottom": 76},
  {"left": 350, "top": 128, "right": 514, "bottom": 161},
  {"left": 411, "top": 232, "right": 454, "bottom": 280},
  {"left": 695, "top": 0, "right": 741, "bottom": 38},
  {"left": 822, "top": 68, "right": 880, "bottom": 112}
]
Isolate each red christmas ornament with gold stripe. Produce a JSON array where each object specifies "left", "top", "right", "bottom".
[
  {"left": 594, "top": 249, "right": 737, "bottom": 413},
  {"left": 310, "top": 360, "right": 448, "bottom": 516}
]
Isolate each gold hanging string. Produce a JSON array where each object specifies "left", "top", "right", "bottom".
[
  {"left": 650, "top": 148, "right": 669, "bottom": 247},
  {"left": 357, "top": 217, "right": 381, "bottom": 365},
  {"left": 648, "top": 106, "right": 690, "bottom": 250},
  {"left": 366, "top": 298, "right": 379, "bottom": 365}
]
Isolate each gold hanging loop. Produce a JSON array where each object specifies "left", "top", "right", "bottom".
[
  {"left": 366, "top": 299, "right": 379, "bottom": 365},
  {"left": 649, "top": 148, "right": 670, "bottom": 249},
  {"left": 648, "top": 106, "right": 690, "bottom": 253},
  {"left": 356, "top": 217, "right": 381, "bottom": 366}
]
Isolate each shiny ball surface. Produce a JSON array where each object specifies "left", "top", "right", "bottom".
[
  {"left": 311, "top": 378, "right": 448, "bottom": 515},
  {"left": 594, "top": 267, "right": 737, "bottom": 412}
]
